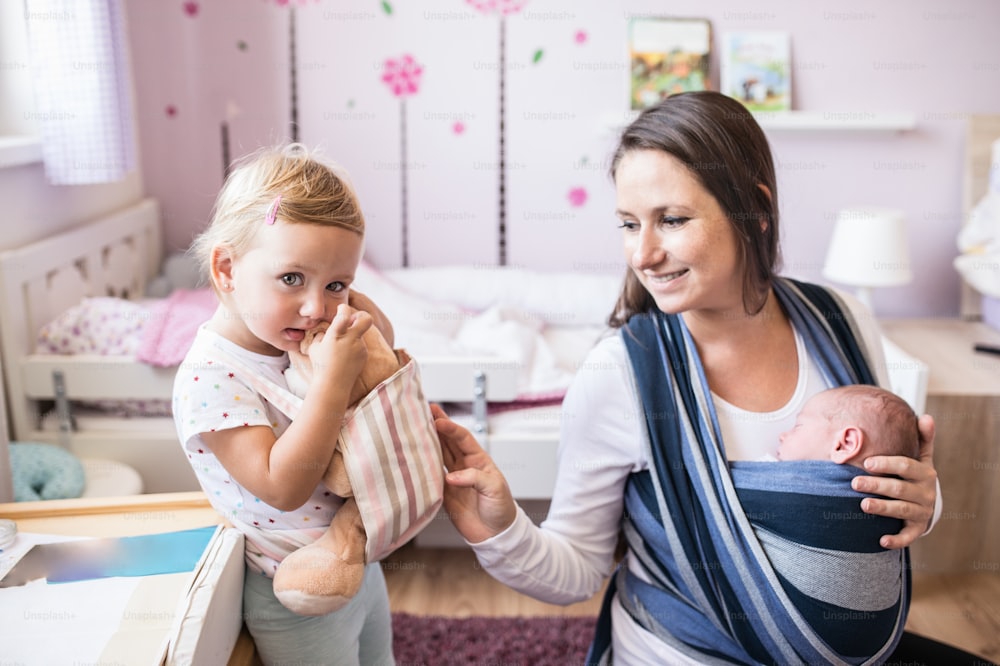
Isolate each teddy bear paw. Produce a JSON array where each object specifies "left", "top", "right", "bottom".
[{"left": 272, "top": 547, "right": 365, "bottom": 616}]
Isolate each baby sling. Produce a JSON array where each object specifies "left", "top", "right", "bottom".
[
  {"left": 586, "top": 278, "right": 910, "bottom": 665},
  {"left": 215, "top": 346, "right": 445, "bottom": 564}
]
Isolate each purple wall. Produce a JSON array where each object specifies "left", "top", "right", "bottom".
[{"left": 125, "top": 0, "right": 1000, "bottom": 318}]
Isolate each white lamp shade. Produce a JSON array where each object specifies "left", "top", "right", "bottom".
[{"left": 822, "top": 207, "right": 912, "bottom": 288}]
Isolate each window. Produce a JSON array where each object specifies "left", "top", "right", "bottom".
[
  {"left": 0, "top": 3, "right": 41, "bottom": 167},
  {"left": 4, "top": 0, "right": 135, "bottom": 182}
]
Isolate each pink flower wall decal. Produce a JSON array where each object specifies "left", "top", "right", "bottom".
[
  {"left": 568, "top": 187, "right": 588, "bottom": 207},
  {"left": 574, "top": 30, "right": 587, "bottom": 44},
  {"left": 182, "top": 2, "right": 199, "bottom": 17},
  {"left": 453, "top": 121, "right": 466, "bottom": 135},
  {"left": 381, "top": 55, "right": 424, "bottom": 98},
  {"left": 381, "top": 54, "right": 424, "bottom": 266},
  {"left": 465, "top": 0, "right": 527, "bottom": 15}
]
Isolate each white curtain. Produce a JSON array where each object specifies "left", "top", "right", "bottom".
[{"left": 24, "top": 0, "right": 135, "bottom": 185}]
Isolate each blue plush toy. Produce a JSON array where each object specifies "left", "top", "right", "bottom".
[{"left": 9, "top": 442, "right": 86, "bottom": 501}]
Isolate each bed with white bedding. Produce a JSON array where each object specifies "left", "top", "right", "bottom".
[
  {"left": 0, "top": 198, "right": 620, "bottom": 495},
  {"left": 0, "top": 198, "right": 927, "bottom": 499}
]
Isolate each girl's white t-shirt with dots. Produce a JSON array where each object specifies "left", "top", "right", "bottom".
[{"left": 173, "top": 326, "right": 343, "bottom": 576}]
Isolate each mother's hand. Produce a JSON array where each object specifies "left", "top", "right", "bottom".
[
  {"left": 432, "top": 404, "right": 517, "bottom": 543},
  {"left": 852, "top": 413, "right": 938, "bottom": 549}
]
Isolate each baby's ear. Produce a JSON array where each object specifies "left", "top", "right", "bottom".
[{"left": 831, "top": 426, "right": 864, "bottom": 465}]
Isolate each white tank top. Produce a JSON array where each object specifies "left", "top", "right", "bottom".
[{"left": 712, "top": 328, "right": 829, "bottom": 461}]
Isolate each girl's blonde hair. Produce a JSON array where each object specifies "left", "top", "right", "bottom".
[{"left": 191, "top": 143, "right": 364, "bottom": 279}]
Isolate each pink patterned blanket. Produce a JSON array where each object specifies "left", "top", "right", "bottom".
[{"left": 136, "top": 288, "right": 218, "bottom": 367}]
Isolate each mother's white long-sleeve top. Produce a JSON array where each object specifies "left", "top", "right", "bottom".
[{"left": 469, "top": 290, "right": 937, "bottom": 665}]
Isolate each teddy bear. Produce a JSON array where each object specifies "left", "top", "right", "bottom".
[{"left": 271, "top": 308, "right": 403, "bottom": 616}]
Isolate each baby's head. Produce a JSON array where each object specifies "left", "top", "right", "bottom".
[
  {"left": 192, "top": 143, "right": 365, "bottom": 292},
  {"left": 778, "top": 385, "right": 919, "bottom": 468}
]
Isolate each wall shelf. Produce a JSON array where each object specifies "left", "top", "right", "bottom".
[
  {"left": 606, "top": 110, "right": 917, "bottom": 135},
  {"left": 752, "top": 110, "right": 917, "bottom": 132}
]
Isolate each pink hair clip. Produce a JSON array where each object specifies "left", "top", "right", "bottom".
[{"left": 265, "top": 195, "right": 282, "bottom": 225}]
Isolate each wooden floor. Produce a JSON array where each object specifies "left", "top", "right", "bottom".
[
  {"left": 904, "top": 570, "right": 1000, "bottom": 662},
  {"left": 384, "top": 543, "right": 605, "bottom": 618},
  {"left": 382, "top": 544, "right": 1000, "bottom": 663}
]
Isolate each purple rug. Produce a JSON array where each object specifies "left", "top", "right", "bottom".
[{"left": 392, "top": 613, "right": 596, "bottom": 665}]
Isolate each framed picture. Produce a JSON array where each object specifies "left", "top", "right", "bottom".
[
  {"left": 720, "top": 31, "right": 792, "bottom": 112},
  {"left": 628, "top": 17, "right": 712, "bottom": 111}
]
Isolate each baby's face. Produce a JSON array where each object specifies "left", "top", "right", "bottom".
[{"left": 777, "top": 392, "right": 839, "bottom": 461}]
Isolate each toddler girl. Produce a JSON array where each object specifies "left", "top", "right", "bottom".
[{"left": 172, "top": 144, "right": 395, "bottom": 666}]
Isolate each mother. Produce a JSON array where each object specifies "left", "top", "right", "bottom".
[{"left": 433, "top": 91, "right": 952, "bottom": 664}]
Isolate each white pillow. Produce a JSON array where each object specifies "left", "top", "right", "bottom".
[
  {"left": 382, "top": 265, "right": 623, "bottom": 326},
  {"left": 353, "top": 261, "right": 468, "bottom": 337}
]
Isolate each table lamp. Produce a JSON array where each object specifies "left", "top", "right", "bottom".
[{"left": 822, "top": 207, "right": 912, "bottom": 312}]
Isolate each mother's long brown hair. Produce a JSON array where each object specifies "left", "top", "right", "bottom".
[{"left": 607, "top": 91, "right": 781, "bottom": 327}]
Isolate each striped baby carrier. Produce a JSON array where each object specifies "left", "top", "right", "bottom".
[
  {"left": 587, "top": 278, "right": 910, "bottom": 665},
  {"left": 218, "top": 347, "right": 444, "bottom": 564}
]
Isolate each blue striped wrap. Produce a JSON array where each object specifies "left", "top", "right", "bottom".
[{"left": 586, "top": 278, "right": 909, "bottom": 665}]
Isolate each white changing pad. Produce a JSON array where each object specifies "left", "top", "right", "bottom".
[{"left": 166, "top": 527, "right": 245, "bottom": 666}]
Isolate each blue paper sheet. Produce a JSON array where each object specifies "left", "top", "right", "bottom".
[{"left": 0, "top": 525, "right": 218, "bottom": 586}]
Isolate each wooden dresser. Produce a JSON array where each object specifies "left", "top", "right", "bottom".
[{"left": 880, "top": 318, "right": 1000, "bottom": 574}]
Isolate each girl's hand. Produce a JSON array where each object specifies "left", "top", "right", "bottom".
[
  {"left": 432, "top": 404, "right": 517, "bottom": 543},
  {"left": 308, "top": 304, "right": 372, "bottom": 386},
  {"left": 852, "top": 413, "right": 939, "bottom": 549}
]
